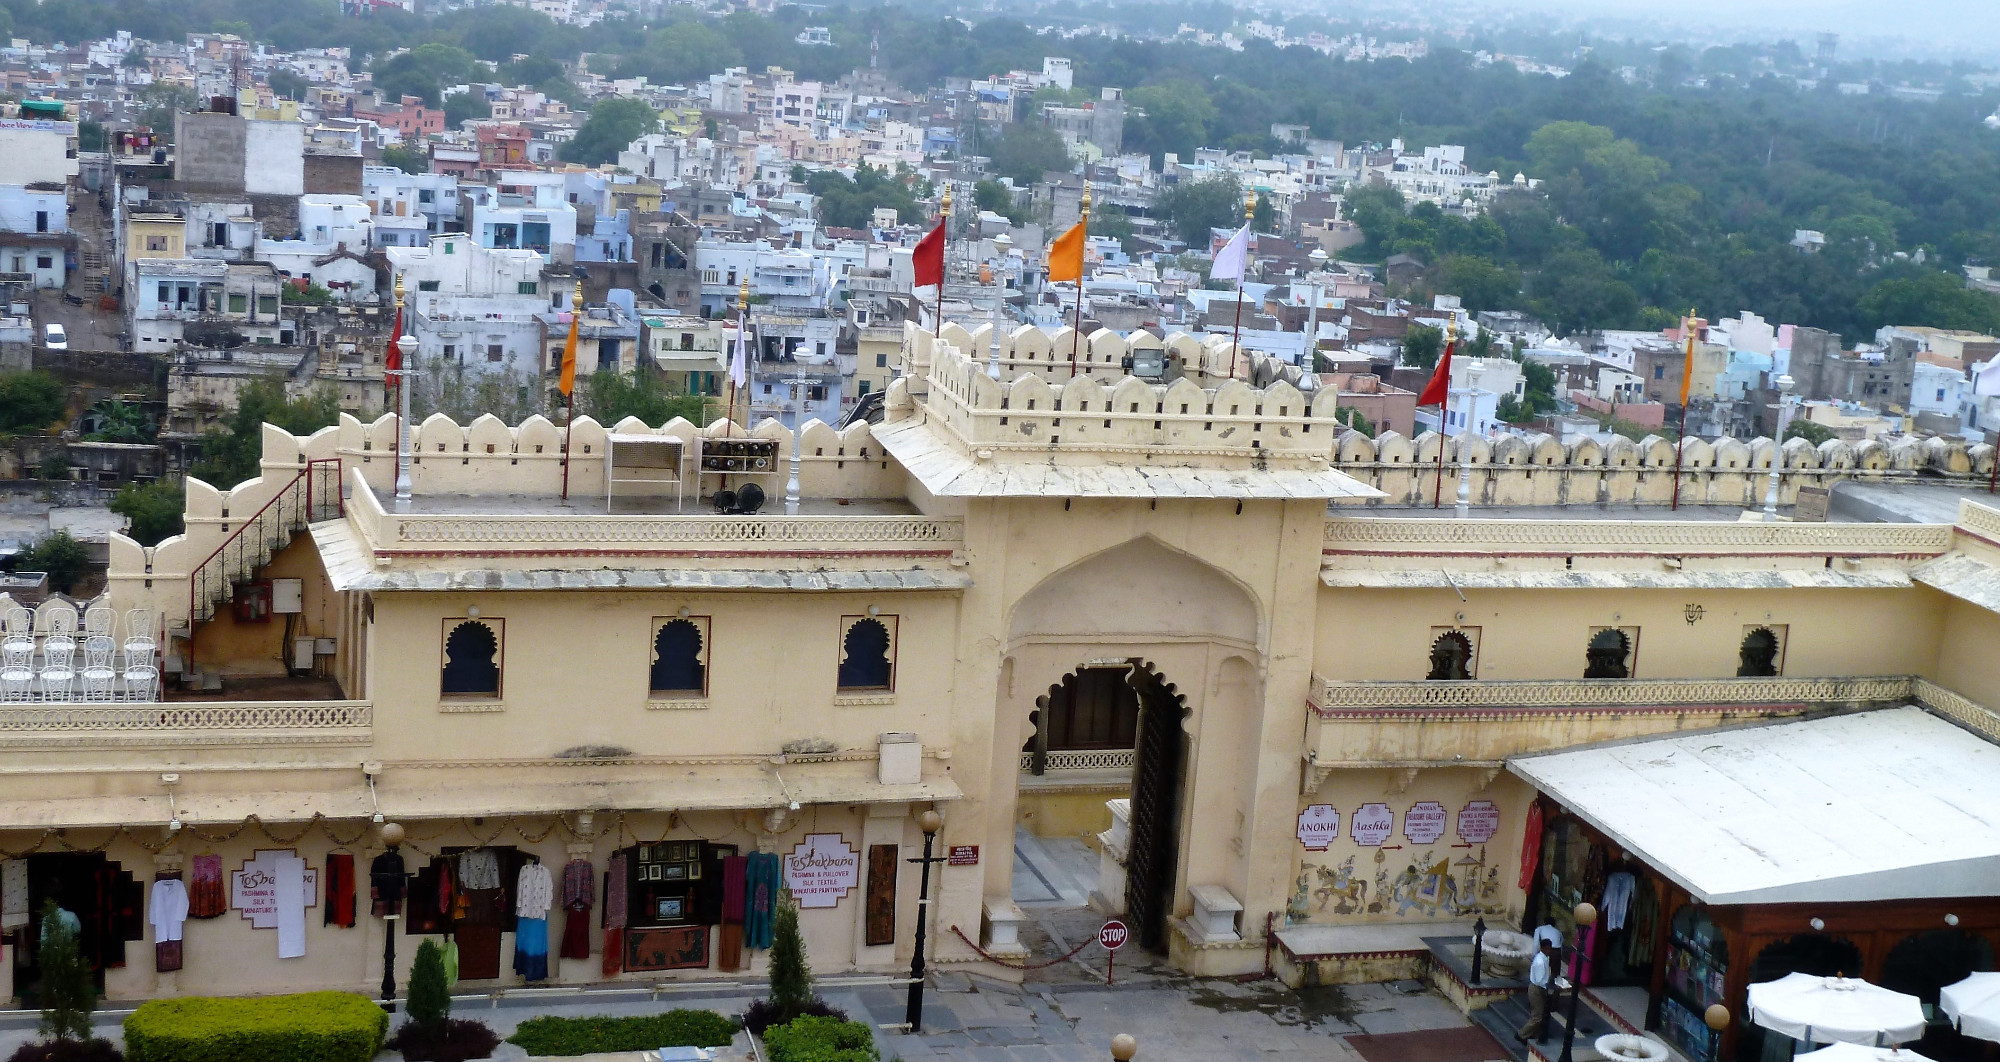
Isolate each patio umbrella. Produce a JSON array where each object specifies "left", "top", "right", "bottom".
[
  {"left": 1939, "top": 971, "right": 2000, "bottom": 1042},
  {"left": 1796, "top": 1044, "right": 1935, "bottom": 1062},
  {"left": 1747, "top": 973, "right": 1927, "bottom": 1047}
]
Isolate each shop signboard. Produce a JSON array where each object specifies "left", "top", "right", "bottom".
[
  {"left": 1352, "top": 803, "right": 1395, "bottom": 846},
  {"left": 783, "top": 833, "right": 861, "bottom": 909}
]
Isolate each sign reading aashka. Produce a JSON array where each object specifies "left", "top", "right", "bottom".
[
  {"left": 783, "top": 833, "right": 861, "bottom": 909},
  {"left": 1457, "top": 800, "right": 1502, "bottom": 843},
  {"left": 1351, "top": 803, "right": 1395, "bottom": 846},
  {"left": 1403, "top": 801, "right": 1448, "bottom": 845},
  {"left": 1297, "top": 804, "right": 1341, "bottom": 850}
]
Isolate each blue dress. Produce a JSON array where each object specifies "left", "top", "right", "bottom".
[{"left": 514, "top": 916, "right": 549, "bottom": 981}]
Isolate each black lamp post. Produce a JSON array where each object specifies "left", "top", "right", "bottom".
[
  {"left": 904, "top": 810, "right": 945, "bottom": 1032},
  {"left": 1556, "top": 901, "right": 1599, "bottom": 1062},
  {"left": 1110, "top": 1033, "right": 1137, "bottom": 1060},
  {"left": 1470, "top": 916, "right": 1486, "bottom": 986},
  {"left": 1703, "top": 1003, "right": 1731, "bottom": 1061},
  {"left": 377, "top": 822, "right": 406, "bottom": 1011}
]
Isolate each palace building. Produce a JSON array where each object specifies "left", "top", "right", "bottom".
[{"left": 5, "top": 322, "right": 2000, "bottom": 1062}]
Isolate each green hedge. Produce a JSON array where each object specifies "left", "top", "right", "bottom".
[
  {"left": 763, "top": 1015, "right": 879, "bottom": 1062},
  {"left": 123, "top": 991, "right": 388, "bottom": 1062},
  {"left": 505, "top": 1010, "right": 738, "bottom": 1056}
]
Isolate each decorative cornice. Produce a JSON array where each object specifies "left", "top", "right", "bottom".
[
  {"left": 1323, "top": 519, "right": 1952, "bottom": 557},
  {"left": 1309, "top": 675, "right": 1914, "bottom": 715}
]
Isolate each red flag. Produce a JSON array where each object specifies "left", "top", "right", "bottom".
[
  {"left": 1417, "top": 337, "right": 1455, "bottom": 407},
  {"left": 912, "top": 221, "right": 945, "bottom": 289},
  {"left": 385, "top": 303, "right": 403, "bottom": 373}
]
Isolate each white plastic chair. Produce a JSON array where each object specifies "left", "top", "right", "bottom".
[
  {"left": 39, "top": 642, "right": 74, "bottom": 673},
  {"left": 0, "top": 665, "right": 30, "bottom": 702},
  {"left": 1, "top": 606, "right": 33, "bottom": 658},
  {"left": 122, "top": 608, "right": 157, "bottom": 660},
  {"left": 82, "top": 636, "right": 114, "bottom": 669},
  {"left": 80, "top": 666, "right": 116, "bottom": 703},
  {"left": 0, "top": 638, "right": 29, "bottom": 670},
  {"left": 40, "top": 604, "right": 78, "bottom": 656},
  {"left": 38, "top": 662, "right": 73, "bottom": 701},
  {"left": 83, "top": 607, "right": 114, "bottom": 638},
  {"left": 120, "top": 663, "right": 158, "bottom": 703}
]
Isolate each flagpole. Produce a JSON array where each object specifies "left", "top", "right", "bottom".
[
  {"left": 1229, "top": 190, "right": 1253, "bottom": 380},
  {"left": 935, "top": 184, "right": 951, "bottom": 340},
  {"left": 1432, "top": 319, "right": 1454, "bottom": 509},
  {"left": 389, "top": 275, "right": 406, "bottom": 505},
  {"left": 1069, "top": 182, "right": 1089, "bottom": 376},
  {"left": 560, "top": 277, "right": 581, "bottom": 503},
  {"left": 726, "top": 277, "right": 748, "bottom": 437},
  {"left": 1672, "top": 311, "right": 1691, "bottom": 511}
]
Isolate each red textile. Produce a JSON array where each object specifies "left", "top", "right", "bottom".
[
  {"left": 1518, "top": 800, "right": 1545, "bottom": 892},
  {"left": 1417, "top": 339, "right": 1455, "bottom": 407},
  {"left": 602, "top": 928, "right": 624, "bottom": 976},
  {"left": 721, "top": 855, "right": 747, "bottom": 925},
  {"left": 155, "top": 940, "right": 182, "bottom": 972},
  {"left": 323, "top": 854, "right": 356, "bottom": 928},
  {"left": 187, "top": 855, "right": 225, "bottom": 919},
  {"left": 560, "top": 906, "right": 592, "bottom": 961},
  {"left": 385, "top": 305, "right": 403, "bottom": 372},
  {"left": 912, "top": 222, "right": 945, "bottom": 289}
]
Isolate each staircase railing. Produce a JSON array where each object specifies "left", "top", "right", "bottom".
[{"left": 186, "top": 459, "right": 343, "bottom": 627}]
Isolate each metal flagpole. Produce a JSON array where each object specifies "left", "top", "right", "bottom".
[
  {"left": 1229, "top": 190, "right": 1253, "bottom": 380},
  {"left": 560, "top": 278, "right": 581, "bottom": 503},
  {"left": 1672, "top": 312, "right": 1691, "bottom": 511},
  {"left": 1432, "top": 318, "right": 1454, "bottom": 509},
  {"left": 935, "top": 184, "right": 951, "bottom": 340},
  {"left": 726, "top": 276, "right": 749, "bottom": 437},
  {"left": 1069, "top": 182, "right": 1089, "bottom": 376}
]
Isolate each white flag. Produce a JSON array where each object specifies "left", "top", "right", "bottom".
[
  {"left": 1210, "top": 224, "right": 1251, "bottom": 282},
  {"left": 730, "top": 311, "right": 749, "bottom": 389},
  {"left": 1976, "top": 359, "right": 2000, "bottom": 398}
]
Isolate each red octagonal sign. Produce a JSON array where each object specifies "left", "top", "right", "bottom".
[{"left": 1099, "top": 920, "right": 1129, "bottom": 951}]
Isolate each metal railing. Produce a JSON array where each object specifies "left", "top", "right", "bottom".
[{"left": 187, "top": 459, "right": 343, "bottom": 626}]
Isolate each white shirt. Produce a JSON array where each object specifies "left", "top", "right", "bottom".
[
  {"left": 1533, "top": 923, "right": 1565, "bottom": 951},
  {"left": 515, "top": 861, "right": 554, "bottom": 919},
  {"left": 1528, "top": 950, "right": 1552, "bottom": 988},
  {"left": 149, "top": 878, "right": 189, "bottom": 943}
]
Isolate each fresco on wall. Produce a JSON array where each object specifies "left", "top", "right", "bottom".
[{"left": 1290, "top": 843, "right": 1506, "bottom": 923}]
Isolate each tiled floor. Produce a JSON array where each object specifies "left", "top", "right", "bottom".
[{"left": 1012, "top": 826, "right": 1097, "bottom": 908}]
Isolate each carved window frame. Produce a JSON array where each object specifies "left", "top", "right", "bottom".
[
  {"left": 649, "top": 615, "right": 711, "bottom": 700},
  {"left": 836, "top": 614, "right": 897, "bottom": 694}
]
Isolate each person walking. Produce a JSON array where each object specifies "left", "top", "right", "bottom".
[{"left": 1517, "top": 938, "right": 1556, "bottom": 1044}]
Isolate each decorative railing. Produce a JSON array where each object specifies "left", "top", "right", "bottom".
[
  {"left": 1308, "top": 674, "right": 1916, "bottom": 714},
  {"left": 1957, "top": 500, "right": 2000, "bottom": 543},
  {"left": 385, "top": 514, "right": 963, "bottom": 550},
  {"left": 0, "top": 700, "right": 372, "bottom": 747},
  {"left": 1323, "top": 518, "right": 1953, "bottom": 556},
  {"left": 188, "top": 459, "right": 343, "bottom": 624},
  {"left": 1019, "top": 748, "right": 1136, "bottom": 773}
]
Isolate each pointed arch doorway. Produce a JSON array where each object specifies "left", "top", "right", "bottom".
[{"left": 1122, "top": 664, "right": 1186, "bottom": 952}]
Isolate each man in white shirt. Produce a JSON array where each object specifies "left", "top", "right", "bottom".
[
  {"left": 1517, "top": 938, "right": 1556, "bottom": 1044},
  {"left": 1533, "top": 920, "right": 1564, "bottom": 952}
]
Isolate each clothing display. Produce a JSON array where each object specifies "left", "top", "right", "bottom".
[
  {"left": 717, "top": 921, "right": 743, "bottom": 973},
  {"left": 148, "top": 877, "right": 188, "bottom": 943},
  {"left": 559, "top": 858, "right": 593, "bottom": 961},
  {"left": 1, "top": 858, "right": 27, "bottom": 930},
  {"left": 514, "top": 916, "right": 549, "bottom": 981},
  {"left": 744, "top": 852, "right": 780, "bottom": 950},
  {"left": 324, "top": 854, "right": 356, "bottom": 928},
  {"left": 368, "top": 850, "right": 406, "bottom": 919},
  {"left": 154, "top": 939, "right": 182, "bottom": 973},
  {"left": 459, "top": 849, "right": 501, "bottom": 890},
  {"left": 515, "top": 861, "right": 553, "bottom": 919},
  {"left": 602, "top": 927, "right": 624, "bottom": 976},
  {"left": 604, "top": 853, "right": 628, "bottom": 929},
  {"left": 188, "top": 855, "right": 226, "bottom": 919},
  {"left": 721, "top": 855, "right": 747, "bottom": 924},
  {"left": 442, "top": 937, "right": 459, "bottom": 985},
  {"left": 274, "top": 852, "right": 308, "bottom": 959},
  {"left": 1518, "top": 801, "right": 1545, "bottom": 892},
  {"left": 1602, "top": 871, "right": 1635, "bottom": 932}
]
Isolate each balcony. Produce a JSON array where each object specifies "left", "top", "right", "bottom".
[{"left": 0, "top": 698, "right": 371, "bottom": 750}]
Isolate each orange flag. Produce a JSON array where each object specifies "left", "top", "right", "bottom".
[
  {"left": 1047, "top": 220, "right": 1086, "bottom": 283},
  {"left": 1679, "top": 319, "right": 1697, "bottom": 406},
  {"left": 558, "top": 299, "right": 581, "bottom": 397}
]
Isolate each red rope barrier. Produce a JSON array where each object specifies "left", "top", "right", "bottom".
[{"left": 949, "top": 924, "right": 1096, "bottom": 971}]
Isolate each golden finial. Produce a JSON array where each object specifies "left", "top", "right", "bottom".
[
  {"left": 1245, "top": 189, "right": 1256, "bottom": 221},
  {"left": 940, "top": 182, "right": 952, "bottom": 218},
  {"left": 738, "top": 275, "right": 751, "bottom": 312},
  {"left": 393, "top": 273, "right": 404, "bottom": 305},
  {"left": 571, "top": 277, "right": 583, "bottom": 311}
]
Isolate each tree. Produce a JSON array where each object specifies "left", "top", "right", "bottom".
[
  {"left": 988, "top": 122, "right": 1071, "bottom": 185},
  {"left": 583, "top": 369, "right": 707, "bottom": 426},
  {"left": 1785, "top": 419, "right": 1837, "bottom": 446},
  {"left": 20, "top": 531, "right": 89, "bottom": 595},
  {"left": 372, "top": 43, "right": 481, "bottom": 108},
  {"left": 111, "top": 479, "right": 186, "bottom": 547},
  {"left": 35, "top": 900, "right": 94, "bottom": 1041},
  {"left": 1156, "top": 174, "right": 1244, "bottom": 248},
  {"left": 560, "top": 97, "right": 660, "bottom": 166},
  {"left": 406, "top": 939, "right": 451, "bottom": 1032},
  {"left": 1432, "top": 255, "right": 1520, "bottom": 314},
  {"left": 1856, "top": 273, "right": 2000, "bottom": 336},
  {"left": 134, "top": 83, "right": 199, "bottom": 141},
  {"left": 1401, "top": 325, "right": 1443, "bottom": 371},
  {"left": 0, "top": 370, "right": 65, "bottom": 433},
  {"left": 84, "top": 400, "right": 153, "bottom": 444},
  {"left": 76, "top": 120, "right": 106, "bottom": 152},
  {"left": 191, "top": 378, "right": 341, "bottom": 490},
  {"left": 805, "top": 164, "right": 923, "bottom": 229},
  {"left": 267, "top": 68, "right": 309, "bottom": 100},
  {"left": 1126, "top": 80, "right": 1217, "bottom": 159},
  {"left": 623, "top": 21, "right": 741, "bottom": 86},
  {"left": 768, "top": 894, "right": 812, "bottom": 1018},
  {"left": 1332, "top": 406, "right": 1374, "bottom": 436},
  {"left": 443, "top": 91, "right": 491, "bottom": 128}
]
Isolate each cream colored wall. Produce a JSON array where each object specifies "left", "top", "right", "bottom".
[
  {"left": 188, "top": 533, "right": 343, "bottom": 680},
  {"left": 1314, "top": 587, "right": 1944, "bottom": 682},
  {"left": 1929, "top": 588, "right": 2000, "bottom": 709}
]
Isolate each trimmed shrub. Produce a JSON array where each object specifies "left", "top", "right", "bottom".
[
  {"left": 7, "top": 1039, "right": 123, "bottom": 1062},
  {"left": 36, "top": 900, "right": 96, "bottom": 1041},
  {"left": 388, "top": 1018, "right": 500, "bottom": 1062},
  {"left": 762, "top": 1015, "right": 879, "bottom": 1062},
  {"left": 741, "top": 997, "right": 848, "bottom": 1036},
  {"left": 505, "top": 1011, "right": 737, "bottom": 1056},
  {"left": 122, "top": 992, "right": 388, "bottom": 1062},
  {"left": 406, "top": 939, "right": 452, "bottom": 1031}
]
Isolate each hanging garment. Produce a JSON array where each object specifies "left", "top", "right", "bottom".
[
  {"left": 442, "top": 937, "right": 460, "bottom": 986},
  {"left": 1602, "top": 871, "right": 1635, "bottom": 932},
  {"left": 324, "top": 855, "right": 356, "bottom": 928},
  {"left": 148, "top": 877, "right": 188, "bottom": 943},
  {"left": 1627, "top": 877, "right": 1660, "bottom": 969},
  {"left": 188, "top": 855, "right": 226, "bottom": 919},
  {"left": 514, "top": 916, "right": 549, "bottom": 981},
  {"left": 1, "top": 858, "right": 27, "bottom": 930},
  {"left": 454, "top": 883, "right": 505, "bottom": 980},
  {"left": 559, "top": 858, "right": 593, "bottom": 961},
  {"left": 275, "top": 853, "right": 308, "bottom": 959},
  {"left": 744, "top": 852, "right": 780, "bottom": 950},
  {"left": 561, "top": 906, "right": 592, "bottom": 961},
  {"left": 459, "top": 849, "right": 501, "bottom": 890},
  {"left": 515, "top": 862, "right": 553, "bottom": 920},
  {"left": 369, "top": 850, "right": 406, "bottom": 919},
  {"left": 154, "top": 939, "right": 182, "bottom": 972},
  {"left": 694, "top": 847, "right": 725, "bottom": 924},
  {"left": 602, "top": 927, "right": 624, "bottom": 977},
  {"left": 405, "top": 864, "right": 444, "bottom": 935},
  {"left": 1518, "top": 802, "right": 1546, "bottom": 892},
  {"left": 717, "top": 922, "right": 743, "bottom": 973},
  {"left": 604, "top": 853, "right": 628, "bottom": 929},
  {"left": 721, "top": 855, "right": 747, "bottom": 925}
]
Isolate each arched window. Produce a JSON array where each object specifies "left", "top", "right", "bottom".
[
  {"left": 441, "top": 619, "right": 500, "bottom": 697},
  {"left": 1427, "top": 630, "right": 1474, "bottom": 680},
  {"left": 837, "top": 616, "right": 895, "bottom": 691},
  {"left": 650, "top": 617, "right": 707, "bottom": 696},
  {"left": 1737, "top": 626, "right": 1784, "bottom": 677},
  {"left": 1584, "top": 627, "right": 1632, "bottom": 679}
]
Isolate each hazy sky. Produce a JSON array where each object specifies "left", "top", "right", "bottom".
[{"left": 1483, "top": 0, "right": 2000, "bottom": 58}]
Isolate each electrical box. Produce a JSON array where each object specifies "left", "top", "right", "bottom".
[
  {"left": 271, "top": 578, "right": 304, "bottom": 614},
  {"left": 233, "top": 580, "right": 271, "bottom": 623},
  {"left": 293, "top": 638, "right": 315, "bottom": 670},
  {"left": 314, "top": 638, "right": 338, "bottom": 656}
]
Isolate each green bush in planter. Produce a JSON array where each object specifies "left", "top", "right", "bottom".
[
  {"left": 762, "top": 1015, "right": 879, "bottom": 1062},
  {"left": 505, "top": 1011, "right": 737, "bottom": 1056},
  {"left": 123, "top": 991, "right": 388, "bottom": 1062}
]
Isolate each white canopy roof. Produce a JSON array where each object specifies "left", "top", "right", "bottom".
[{"left": 1509, "top": 707, "right": 2000, "bottom": 905}]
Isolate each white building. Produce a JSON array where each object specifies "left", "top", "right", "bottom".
[
  {"left": 363, "top": 166, "right": 459, "bottom": 247},
  {"left": 466, "top": 172, "right": 578, "bottom": 263},
  {"left": 1372, "top": 143, "right": 1498, "bottom": 214},
  {"left": 129, "top": 259, "right": 290, "bottom": 351},
  {"left": 0, "top": 184, "right": 68, "bottom": 289},
  {"left": 0, "top": 119, "right": 79, "bottom": 187},
  {"left": 384, "top": 234, "right": 549, "bottom": 378}
]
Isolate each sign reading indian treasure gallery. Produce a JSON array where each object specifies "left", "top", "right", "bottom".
[
  {"left": 1457, "top": 800, "right": 1501, "bottom": 843},
  {"left": 1351, "top": 803, "right": 1395, "bottom": 846},
  {"left": 783, "top": 833, "right": 861, "bottom": 909},
  {"left": 1403, "top": 801, "right": 1447, "bottom": 845},
  {"left": 1297, "top": 805, "right": 1340, "bottom": 850}
]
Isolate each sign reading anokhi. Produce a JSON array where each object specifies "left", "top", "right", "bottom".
[
  {"left": 1351, "top": 803, "right": 1395, "bottom": 847},
  {"left": 1403, "top": 801, "right": 1447, "bottom": 845},
  {"left": 783, "top": 833, "right": 861, "bottom": 909},
  {"left": 1457, "top": 800, "right": 1502, "bottom": 843},
  {"left": 1297, "top": 804, "right": 1341, "bottom": 850}
]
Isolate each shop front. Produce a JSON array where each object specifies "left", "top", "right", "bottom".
[{"left": 1510, "top": 708, "right": 2000, "bottom": 1062}]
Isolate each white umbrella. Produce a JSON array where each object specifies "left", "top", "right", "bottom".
[
  {"left": 1796, "top": 1043, "right": 1935, "bottom": 1062},
  {"left": 1747, "top": 973, "right": 1927, "bottom": 1047},
  {"left": 1939, "top": 970, "right": 2000, "bottom": 1042}
]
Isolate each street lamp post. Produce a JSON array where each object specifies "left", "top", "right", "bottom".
[
  {"left": 1110, "top": 1033, "right": 1138, "bottom": 1060},
  {"left": 785, "top": 368, "right": 805, "bottom": 515},
  {"left": 1764, "top": 374, "right": 1796, "bottom": 520},
  {"left": 392, "top": 328, "right": 419, "bottom": 511},
  {"left": 904, "top": 810, "right": 946, "bottom": 1032},
  {"left": 1454, "top": 359, "right": 1486, "bottom": 518},
  {"left": 1556, "top": 902, "right": 1600, "bottom": 1062},
  {"left": 1303, "top": 247, "right": 1328, "bottom": 371},
  {"left": 1470, "top": 917, "right": 1486, "bottom": 986},
  {"left": 377, "top": 821, "right": 406, "bottom": 1010}
]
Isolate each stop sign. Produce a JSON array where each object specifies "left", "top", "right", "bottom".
[{"left": 1099, "top": 920, "right": 1129, "bottom": 951}]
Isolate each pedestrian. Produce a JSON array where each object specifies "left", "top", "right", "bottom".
[
  {"left": 1517, "top": 938, "right": 1556, "bottom": 1044},
  {"left": 1533, "top": 919, "right": 1564, "bottom": 952}
]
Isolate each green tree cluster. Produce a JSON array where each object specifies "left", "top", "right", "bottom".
[
  {"left": 372, "top": 42, "right": 482, "bottom": 107},
  {"left": 988, "top": 122, "right": 1072, "bottom": 185},
  {"left": 35, "top": 900, "right": 94, "bottom": 1041},
  {"left": 0, "top": 370, "right": 65, "bottom": 434},
  {"left": 560, "top": 97, "right": 659, "bottom": 166},
  {"left": 582, "top": 369, "right": 707, "bottom": 426},
  {"left": 19, "top": 531, "right": 90, "bottom": 594},
  {"left": 110, "top": 479, "right": 186, "bottom": 546},
  {"left": 1155, "top": 174, "right": 1245, "bottom": 247},
  {"left": 805, "top": 164, "right": 924, "bottom": 229},
  {"left": 191, "top": 377, "right": 342, "bottom": 490}
]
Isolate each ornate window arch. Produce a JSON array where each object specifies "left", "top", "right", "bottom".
[
  {"left": 837, "top": 615, "right": 896, "bottom": 691},
  {"left": 1427, "top": 629, "right": 1476, "bottom": 680},
  {"left": 1584, "top": 627, "right": 1634, "bottom": 679},
  {"left": 441, "top": 619, "right": 501, "bottom": 697},
  {"left": 650, "top": 617, "right": 709, "bottom": 696}
]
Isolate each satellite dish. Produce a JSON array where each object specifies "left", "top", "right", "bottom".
[
  {"left": 712, "top": 488, "right": 737, "bottom": 513},
  {"left": 734, "top": 482, "right": 767, "bottom": 513}
]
